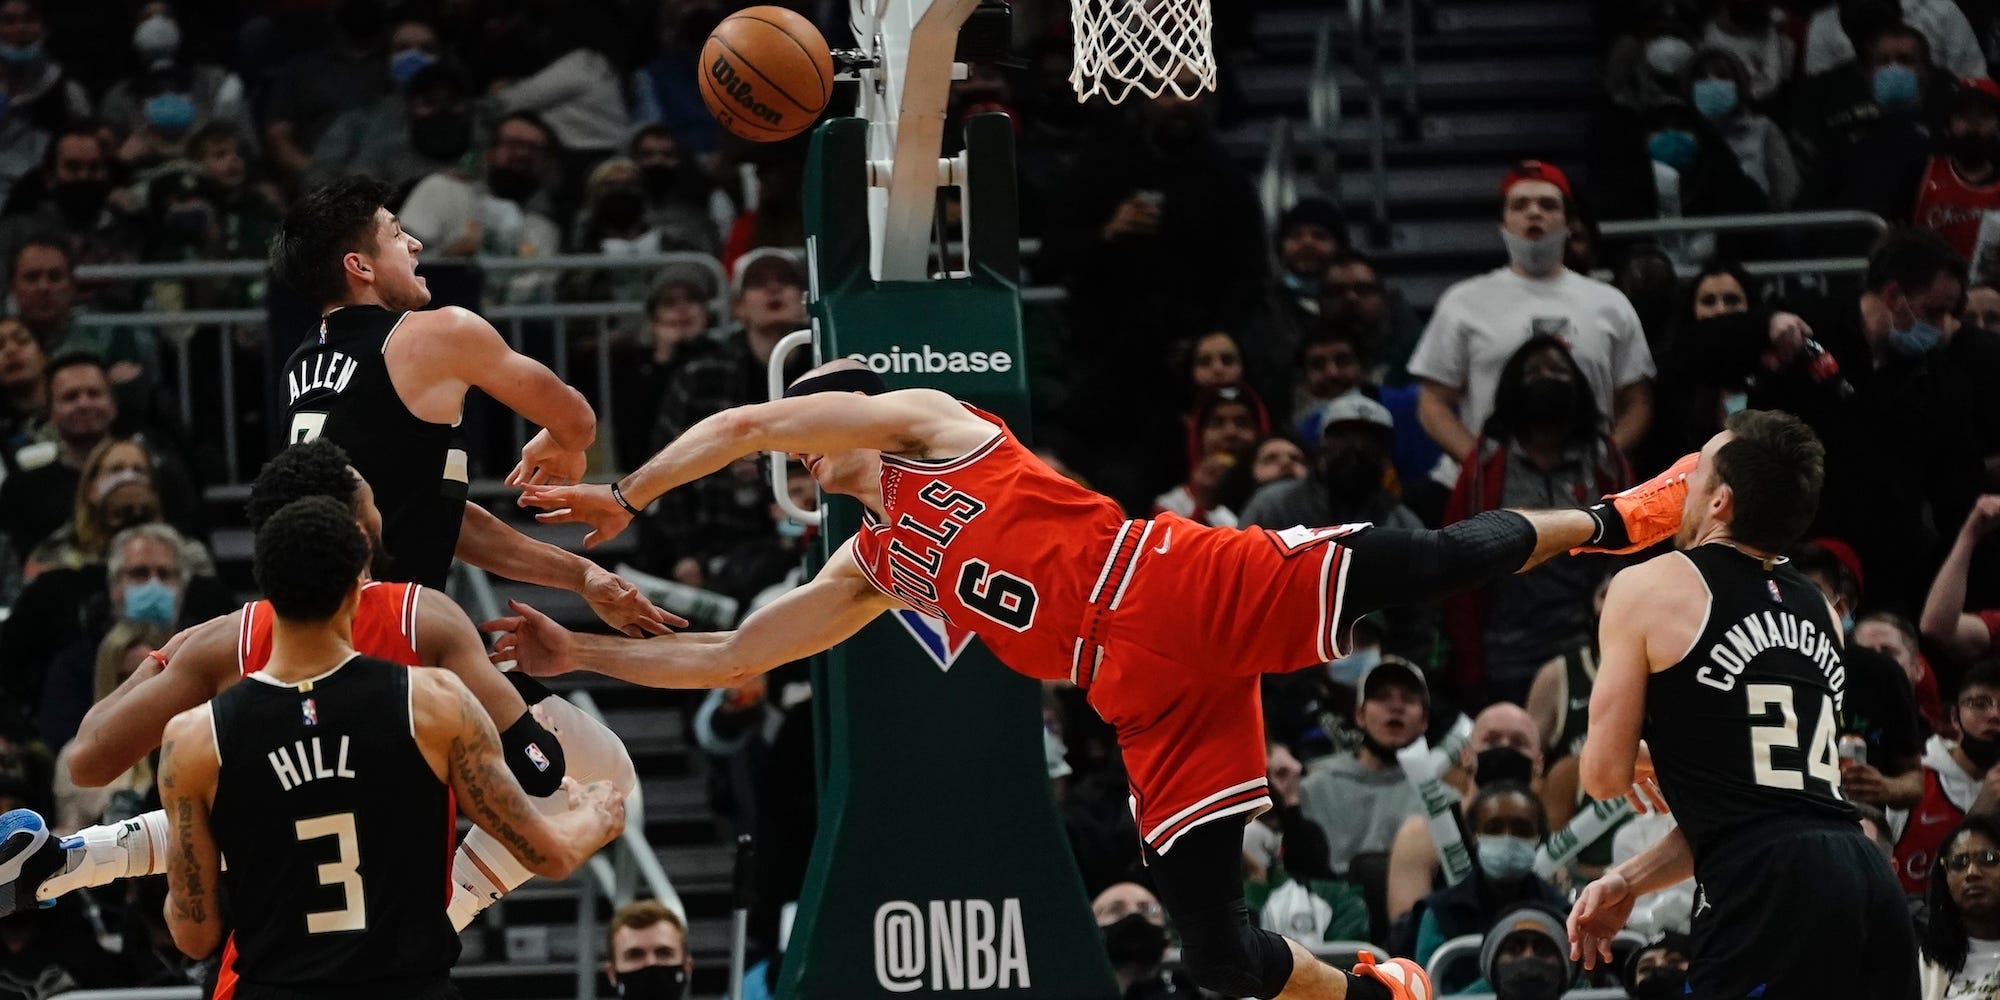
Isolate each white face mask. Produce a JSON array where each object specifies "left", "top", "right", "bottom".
[{"left": 1501, "top": 228, "right": 1567, "bottom": 278}]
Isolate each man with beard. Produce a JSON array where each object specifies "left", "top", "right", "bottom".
[
  {"left": 1913, "top": 76, "right": 2000, "bottom": 260},
  {"left": 1295, "top": 658, "right": 1431, "bottom": 877},
  {"left": 1409, "top": 162, "right": 1654, "bottom": 475},
  {"left": 398, "top": 111, "right": 561, "bottom": 268}
]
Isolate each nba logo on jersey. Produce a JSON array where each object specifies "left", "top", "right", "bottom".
[
  {"left": 892, "top": 609, "right": 977, "bottom": 672},
  {"left": 1767, "top": 580, "right": 1783, "bottom": 603},
  {"left": 301, "top": 698, "right": 318, "bottom": 726},
  {"left": 525, "top": 743, "right": 550, "bottom": 772}
]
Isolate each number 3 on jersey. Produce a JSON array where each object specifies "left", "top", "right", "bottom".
[
  {"left": 290, "top": 411, "right": 328, "bottom": 444},
  {"left": 296, "top": 812, "right": 366, "bottom": 933},
  {"left": 1747, "top": 682, "right": 1841, "bottom": 794}
]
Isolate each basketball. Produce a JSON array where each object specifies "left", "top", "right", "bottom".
[{"left": 699, "top": 6, "right": 835, "bottom": 141}]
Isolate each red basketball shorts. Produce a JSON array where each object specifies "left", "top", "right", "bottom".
[{"left": 1072, "top": 512, "right": 1362, "bottom": 854}]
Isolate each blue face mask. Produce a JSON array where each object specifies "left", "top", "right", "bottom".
[
  {"left": 123, "top": 579, "right": 178, "bottom": 629},
  {"left": 1721, "top": 390, "right": 1750, "bottom": 417},
  {"left": 1692, "top": 78, "right": 1739, "bottom": 119},
  {"left": 775, "top": 517, "right": 807, "bottom": 539},
  {"left": 389, "top": 48, "right": 436, "bottom": 88},
  {"left": 1648, "top": 130, "right": 1699, "bottom": 170},
  {"left": 1329, "top": 645, "right": 1380, "bottom": 686},
  {"left": 0, "top": 39, "right": 42, "bottom": 65},
  {"left": 1840, "top": 612, "right": 1855, "bottom": 636},
  {"left": 1889, "top": 303, "right": 1944, "bottom": 357},
  {"left": 1477, "top": 834, "right": 1539, "bottom": 881},
  {"left": 1873, "top": 65, "right": 1921, "bottom": 110},
  {"left": 1281, "top": 272, "right": 1320, "bottom": 298},
  {"left": 144, "top": 92, "right": 196, "bottom": 133}
]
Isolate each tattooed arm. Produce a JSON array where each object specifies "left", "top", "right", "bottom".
[
  {"left": 409, "top": 667, "right": 624, "bottom": 877},
  {"left": 158, "top": 706, "right": 224, "bottom": 959}
]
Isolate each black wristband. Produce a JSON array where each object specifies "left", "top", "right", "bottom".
[
  {"left": 610, "top": 481, "right": 644, "bottom": 517},
  {"left": 1584, "top": 501, "right": 1628, "bottom": 550}
]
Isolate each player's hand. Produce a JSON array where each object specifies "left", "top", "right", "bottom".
[
  {"left": 582, "top": 565, "right": 685, "bottom": 636},
  {"left": 560, "top": 777, "right": 627, "bottom": 841},
  {"left": 484, "top": 599, "right": 575, "bottom": 677},
  {"left": 508, "top": 429, "right": 588, "bottom": 488},
  {"left": 1567, "top": 870, "right": 1636, "bottom": 970},
  {"left": 518, "top": 483, "right": 632, "bottom": 548},
  {"left": 1966, "top": 495, "right": 2000, "bottom": 539}
]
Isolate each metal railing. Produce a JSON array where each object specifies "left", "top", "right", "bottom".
[{"left": 1596, "top": 210, "right": 1890, "bottom": 280}]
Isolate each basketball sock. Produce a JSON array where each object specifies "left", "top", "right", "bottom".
[
  {"left": 37, "top": 811, "right": 172, "bottom": 901},
  {"left": 1341, "top": 972, "right": 1391, "bottom": 1000},
  {"left": 447, "top": 825, "right": 539, "bottom": 931}
]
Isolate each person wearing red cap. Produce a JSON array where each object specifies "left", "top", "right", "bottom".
[
  {"left": 1407, "top": 161, "right": 1656, "bottom": 481},
  {"left": 1914, "top": 78, "right": 2000, "bottom": 260}
]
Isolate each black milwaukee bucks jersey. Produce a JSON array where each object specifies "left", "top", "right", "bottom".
[
  {"left": 1644, "top": 544, "right": 1858, "bottom": 856},
  {"left": 283, "top": 305, "right": 466, "bottom": 588},
  {"left": 209, "top": 655, "right": 458, "bottom": 992}
]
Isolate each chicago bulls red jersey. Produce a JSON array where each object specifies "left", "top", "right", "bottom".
[
  {"left": 238, "top": 581, "right": 424, "bottom": 675},
  {"left": 849, "top": 407, "right": 1132, "bottom": 680},
  {"left": 1891, "top": 766, "right": 1967, "bottom": 895},
  {"left": 1914, "top": 156, "right": 2000, "bottom": 259}
]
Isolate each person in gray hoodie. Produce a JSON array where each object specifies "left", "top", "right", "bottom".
[{"left": 1295, "top": 657, "right": 1431, "bottom": 876}]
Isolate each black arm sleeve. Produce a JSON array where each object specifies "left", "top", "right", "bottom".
[
  {"left": 1333, "top": 511, "right": 1541, "bottom": 635},
  {"left": 499, "top": 710, "right": 566, "bottom": 797}
]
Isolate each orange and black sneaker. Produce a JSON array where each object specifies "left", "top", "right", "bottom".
[
  {"left": 1352, "top": 950, "right": 1433, "bottom": 1000},
  {"left": 1573, "top": 451, "right": 1698, "bottom": 555}
]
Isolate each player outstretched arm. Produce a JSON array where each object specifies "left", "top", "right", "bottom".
[
  {"left": 69, "top": 614, "right": 239, "bottom": 788},
  {"left": 519, "top": 387, "right": 989, "bottom": 547},
  {"left": 454, "top": 503, "right": 679, "bottom": 637},
  {"left": 1567, "top": 825, "right": 1694, "bottom": 970},
  {"left": 1579, "top": 558, "right": 1693, "bottom": 801},
  {"left": 158, "top": 704, "right": 225, "bottom": 960},
  {"left": 487, "top": 539, "right": 900, "bottom": 689},
  {"left": 411, "top": 667, "right": 624, "bottom": 878},
  {"left": 389, "top": 306, "right": 596, "bottom": 485}
]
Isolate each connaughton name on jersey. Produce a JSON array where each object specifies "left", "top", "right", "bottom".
[{"left": 1694, "top": 608, "right": 1846, "bottom": 709}]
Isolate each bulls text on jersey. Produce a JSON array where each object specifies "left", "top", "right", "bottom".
[
  {"left": 882, "top": 479, "right": 1041, "bottom": 633},
  {"left": 268, "top": 735, "right": 359, "bottom": 791},
  {"left": 287, "top": 351, "right": 360, "bottom": 405},
  {"left": 1693, "top": 607, "right": 1846, "bottom": 709}
]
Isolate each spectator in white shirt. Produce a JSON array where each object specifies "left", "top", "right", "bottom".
[
  {"left": 1803, "top": 0, "right": 1988, "bottom": 78},
  {"left": 1408, "top": 161, "right": 1656, "bottom": 477}
]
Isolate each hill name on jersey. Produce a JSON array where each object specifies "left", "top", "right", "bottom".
[
  {"left": 268, "top": 734, "right": 358, "bottom": 791},
  {"left": 288, "top": 351, "right": 360, "bottom": 405},
  {"left": 1694, "top": 606, "right": 1846, "bottom": 708}
]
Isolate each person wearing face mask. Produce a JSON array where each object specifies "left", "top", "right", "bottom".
[
  {"left": 603, "top": 900, "right": 694, "bottom": 1000},
  {"left": 309, "top": 55, "right": 470, "bottom": 190},
  {"left": 1402, "top": 782, "right": 1566, "bottom": 966},
  {"left": 1444, "top": 337, "right": 1629, "bottom": 707},
  {"left": 1247, "top": 198, "right": 1348, "bottom": 385},
  {"left": 1803, "top": 0, "right": 1987, "bottom": 77},
  {"left": 1604, "top": 2, "right": 1703, "bottom": 113},
  {"left": 1294, "top": 659, "right": 1434, "bottom": 879},
  {"left": 0, "top": 0, "right": 89, "bottom": 138},
  {"left": 1699, "top": 0, "right": 1794, "bottom": 104},
  {"left": 578, "top": 157, "right": 663, "bottom": 255},
  {"left": 397, "top": 111, "right": 562, "bottom": 290},
  {"left": 1474, "top": 905, "right": 1576, "bottom": 1000},
  {"left": 1622, "top": 933, "right": 1693, "bottom": 1000},
  {"left": 629, "top": 124, "right": 721, "bottom": 253},
  {"left": 1914, "top": 77, "right": 2000, "bottom": 261},
  {"left": 1795, "top": 22, "right": 1947, "bottom": 220},
  {"left": 1686, "top": 47, "right": 1799, "bottom": 209},
  {"left": 1870, "top": 663, "right": 2000, "bottom": 900},
  {"left": 97, "top": 3, "right": 254, "bottom": 166},
  {"left": 1408, "top": 162, "right": 1655, "bottom": 486},
  {"left": 1091, "top": 882, "right": 1193, "bottom": 1000},
  {"left": 1385, "top": 705, "right": 1550, "bottom": 924}
]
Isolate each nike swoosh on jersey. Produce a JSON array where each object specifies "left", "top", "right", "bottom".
[{"left": 1153, "top": 527, "right": 1172, "bottom": 555}]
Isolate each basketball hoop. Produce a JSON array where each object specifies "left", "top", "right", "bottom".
[{"left": 1069, "top": 0, "right": 1216, "bottom": 104}]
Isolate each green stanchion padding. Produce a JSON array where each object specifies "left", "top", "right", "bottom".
[{"left": 776, "top": 115, "right": 1119, "bottom": 998}]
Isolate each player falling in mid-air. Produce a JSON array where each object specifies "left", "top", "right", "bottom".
[
  {"left": 0, "top": 440, "right": 638, "bottom": 936},
  {"left": 158, "top": 496, "right": 624, "bottom": 1000},
  {"left": 267, "top": 175, "right": 672, "bottom": 634},
  {"left": 1568, "top": 410, "right": 1918, "bottom": 998},
  {"left": 496, "top": 358, "right": 1698, "bottom": 1000}
]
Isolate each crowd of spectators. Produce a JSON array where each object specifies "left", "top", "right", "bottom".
[{"left": 2, "top": 0, "right": 2000, "bottom": 997}]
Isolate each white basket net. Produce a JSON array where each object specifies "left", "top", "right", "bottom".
[{"left": 1069, "top": 0, "right": 1216, "bottom": 104}]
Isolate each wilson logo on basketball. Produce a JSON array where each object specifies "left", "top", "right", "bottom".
[{"left": 709, "top": 56, "right": 785, "bottom": 127}]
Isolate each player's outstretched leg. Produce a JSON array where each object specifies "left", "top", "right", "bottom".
[{"left": 0, "top": 809, "right": 62, "bottom": 917}]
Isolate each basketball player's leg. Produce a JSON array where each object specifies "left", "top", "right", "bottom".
[{"left": 447, "top": 683, "right": 636, "bottom": 929}]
